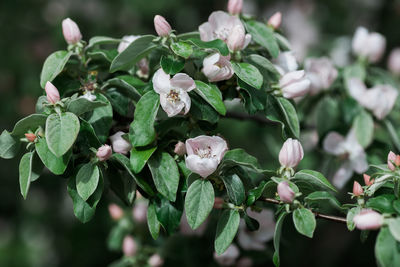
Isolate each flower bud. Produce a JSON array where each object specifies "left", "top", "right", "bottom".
[
  {"left": 202, "top": 53, "right": 234, "bottom": 82},
  {"left": 62, "top": 18, "right": 82, "bottom": 45},
  {"left": 174, "top": 141, "right": 186, "bottom": 156},
  {"left": 45, "top": 81, "right": 60, "bottom": 104},
  {"left": 353, "top": 209, "right": 383, "bottom": 230},
  {"left": 279, "top": 70, "right": 311, "bottom": 99},
  {"left": 154, "top": 15, "right": 172, "bottom": 37},
  {"left": 227, "top": 25, "right": 246, "bottom": 52},
  {"left": 213, "top": 197, "right": 224, "bottom": 209},
  {"left": 25, "top": 133, "right": 36, "bottom": 142},
  {"left": 388, "top": 151, "right": 398, "bottom": 171},
  {"left": 110, "top": 131, "right": 132, "bottom": 155},
  {"left": 148, "top": 254, "right": 164, "bottom": 267},
  {"left": 96, "top": 145, "right": 112, "bottom": 161},
  {"left": 363, "top": 174, "right": 374, "bottom": 186},
  {"left": 132, "top": 202, "right": 147, "bottom": 223},
  {"left": 279, "top": 138, "right": 304, "bottom": 168},
  {"left": 268, "top": 12, "right": 282, "bottom": 29},
  {"left": 227, "top": 0, "right": 243, "bottom": 15},
  {"left": 108, "top": 204, "right": 124, "bottom": 221},
  {"left": 277, "top": 181, "right": 295, "bottom": 203},
  {"left": 122, "top": 236, "right": 138, "bottom": 257},
  {"left": 352, "top": 27, "right": 386, "bottom": 63},
  {"left": 352, "top": 181, "right": 363, "bottom": 196},
  {"left": 388, "top": 48, "right": 400, "bottom": 76}
]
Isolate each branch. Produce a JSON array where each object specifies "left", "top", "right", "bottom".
[
  {"left": 261, "top": 198, "right": 347, "bottom": 224},
  {"left": 225, "top": 111, "right": 275, "bottom": 125}
]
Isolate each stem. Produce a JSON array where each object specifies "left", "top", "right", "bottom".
[
  {"left": 260, "top": 198, "right": 347, "bottom": 224},
  {"left": 225, "top": 111, "right": 275, "bottom": 125}
]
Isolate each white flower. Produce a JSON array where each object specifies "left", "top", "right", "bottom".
[
  {"left": 110, "top": 131, "right": 132, "bottom": 155},
  {"left": 202, "top": 53, "right": 234, "bottom": 82},
  {"left": 213, "top": 244, "right": 240, "bottom": 266},
  {"left": 305, "top": 57, "right": 338, "bottom": 94},
  {"left": 323, "top": 129, "right": 368, "bottom": 189},
  {"left": 81, "top": 91, "right": 96, "bottom": 101},
  {"left": 352, "top": 27, "right": 386, "bottom": 63},
  {"left": 117, "top": 35, "right": 139, "bottom": 53},
  {"left": 185, "top": 135, "right": 228, "bottom": 178},
  {"left": 238, "top": 209, "right": 275, "bottom": 250},
  {"left": 199, "top": 11, "right": 251, "bottom": 51},
  {"left": 347, "top": 78, "right": 398, "bottom": 120},
  {"left": 274, "top": 51, "right": 298, "bottom": 74},
  {"left": 279, "top": 70, "right": 311, "bottom": 99},
  {"left": 152, "top": 68, "right": 196, "bottom": 117}
]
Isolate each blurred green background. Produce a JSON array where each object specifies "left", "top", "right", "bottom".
[{"left": 1, "top": 0, "right": 400, "bottom": 266}]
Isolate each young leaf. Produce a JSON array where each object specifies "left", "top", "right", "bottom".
[
  {"left": 222, "top": 148, "right": 261, "bottom": 171},
  {"left": 40, "top": 50, "right": 72, "bottom": 88},
  {"left": 86, "top": 36, "right": 121, "bottom": 50},
  {"left": 244, "top": 21, "right": 279, "bottom": 58},
  {"left": 273, "top": 212, "right": 288, "bottom": 267},
  {"left": 35, "top": 137, "right": 71, "bottom": 175},
  {"left": 375, "top": 227, "right": 400, "bottom": 267},
  {"left": 171, "top": 41, "right": 193, "bottom": 58},
  {"left": 185, "top": 179, "right": 215, "bottom": 229},
  {"left": 187, "top": 38, "right": 229, "bottom": 56},
  {"left": 221, "top": 174, "right": 245, "bottom": 205},
  {"left": 130, "top": 146, "right": 157, "bottom": 174},
  {"left": 353, "top": 109, "right": 374, "bottom": 148},
  {"left": 246, "top": 54, "right": 280, "bottom": 82},
  {"left": 110, "top": 35, "right": 157, "bottom": 72},
  {"left": 231, "top": 62, "right": 263, "bottom": 89},
  {"left": 194, "top": 81, "right": 226, "bottom": 115},
  {"left": 148, "top": 152, "right": 180, "bottom": 202},
  {"left": 66, "top": 97, "right": 108, "bottom": 116},
  {"left": 387, "top": 218, "right": 400, "bottom": 242},
  {"left": 275, "top": 97, "right": 300, "bottom": 139},
  {"left": 104, "top": 75, "right": 145, "bottom": 99},
  {"left": 0, "top": 130, "right": 20, "bottom": 159},
  {"left": 293, "top": 170, "right": 337, "bottom": 192},
  {"left": 304, "top": 191, "right": 343, "bottom": 212},
  {"left": 129, "top": 90, "right": 160, "bottom": 147},
  {"left": 46, "top": 112, "right": 80, "bottom": 157},
  {"left": 155, "top": 197, "right": 183, "bottom": 234},
  {"left": 160, "top": 56, "right": 185, "bottom": 75},
  {"left": 214, "top": 209, "right": 240, "bottom": 255},
  {"left": 76, "top": 163, "right": 100, "bottom": 201},
  {"left": 292, "top": 208, "right": 316, "bottom": 238},
  {"left": 147, "top": 201, "right": 161, "bottom": 239},
  {"left": 11, "top": 114, "right": 48, "bottom": 137},
  {"left": 19, "top": 152, "right": 41, "bottom": 199}
]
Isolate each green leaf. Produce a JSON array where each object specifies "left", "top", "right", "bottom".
[
  {"left": 293, "top": 170, "right": 337, "bottom": 192},
  {"left": 273, "top": 212, "right": 288, "bottom": 267},
  {"left": 221, "top": 174, "right": 245, "bottom": 205},
  {"left": 194, "top": 81, "right": 226, "bottom": 115},
  {"left": 247, "top": 180, "right": 270, "bottom": 206},
  {"left": 11, "top": 114, "right": 48, "bottom": 137},
  {"left": 238, "top": 79, "right": 266, "bottom": 114},
  {"left": 375, "top": 227, "right": 400, "bottom": 267},
  {"left": 171, "top": 41, "right": 193, "bottom": 58},
  {"left": 353, "top": 109, "right": 374, "bottom": 148},
  {"left": 387, "top": 218, "right": 400, "bottom": 242},
  {"left": 222, "top": 148, "right": 261, "bottom": 171},
  {"left": 160, "top": 56, "right": 185, "bottom": 75},
  {"left": 366, "top": 194, "right": 396, "bottom": 214},
  {"left": 292, "top": 208, "right": 316, "bottom": 238},
  {"left": 129, "top": 90, "right": 159, "bottom": 147},
  {"left": 104, "top": 75, "right": 145, "bottom": 99},
  {"left": 107, "top": 168, "right": 136, "bottom": 206},
  {"left": 265, "top": 95, "right": 299, "bottom": 138},
  {"left": 66, "top": 97, "right": 108, "bottom": 116},
  {"left": 147, "top": 201, "right": 161, "bottom": 239},
  {"left": 187, "top": 38, "right": 229, "bottom": 56},
  {"left": 343, "top": 62, "right": 366, "bottom": 82},
  {"left": 0, "top": 130, "right": 20, "bottom": 159},
  {"left": 148, "top": 151, "right": 180, "bottom": 202},
  {"left": 45, "top": 112, "right": 80, "bottom": 157},
  {"left": 129, "top": 146, "right": 157, "bottom": 174},
  {"left": 155, "top": 197, "right": 183, "bottom": 234},
  {"left": 246, "top": 54, "right": 280, "bottom": 82},
  {"left": 185, "top": 179, "right": 214, "bottom": 230},
  {"left": 35, "top": 137, "right": 71, "bottom": 175},
  {"left": 214, "top": 209, "right": 240, "bottom": 255},
  {"left": 275, "top": 97, "right": 300, "bottom": 139},
  {"left": 87, "top": 36, "right": 121, "bottom": 50},
  {"left": 231, "top": 62, "right": 263, "bottom": 89},
  {"left": 76, "top": 163, "right": 100, "bottom": 201},
  {"left": 40, "top": 50, "right": 72, "bottom": 88},
  {"left": 87, "top": 49, "right": 118, "bottom": 62},
  {"left": 110, "top": 35, "right": 156, "bottom": 72},
  {"left": 177, "top": 31, "right": 200, "bottom": 40},
  {"left": 316, "top": 97, "right": 340, "bottom": 138},
  {"left": 244, "top": 20, "right": 279, "bottom": 58},
  {"left": 19, "top": 152, "right": 41, "bottom": 199},
  {"left": 189, "top": 93, "right": 219, "bottom": 123},
  {"left": 105, "top": 88, "right": 132, "bottom": 117},
  {"left": 346, "top": 207, "right": 361, "bottom": 231},
  {"left": 304, "top": 191, "right": 343, "bottom": 212}
]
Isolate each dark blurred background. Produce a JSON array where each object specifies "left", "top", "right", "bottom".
[{"left": 1, "top": 0, "right": 400, "bottom": 266}]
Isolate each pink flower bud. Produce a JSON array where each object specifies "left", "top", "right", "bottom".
[
  {"left": 388, "top": 151, "right": 397, "bottom": 171},
  {"left": 110, "top": 131, "right": 132, "bottom": 155},
  {"left": 213, "top": 197, "right": 224, "bottom": 209},
  {"left": 108, "top": 204, "right": 124, "bottom": 221},
  {"left": 353, "top": 209, "right": 383, "bottom": 230},
  {"left": 279, "top": 70, "right": 311, "bottom": 99},
  {"left": 174, "top": 141, "right": 186, "bottom": 156},
  {"left": 62, "top": 18, "right": 82, "bottom": 45},
  {"left": 96, "top": 145, "right": 112, "bottom": 161},
  {"left": 148, "top": 254, "right": 164, "bottom": 267},
  {"left": 278, "top": 138, "right": 304, "bottom": 168},
  {"left": 363, "top": 174, "right": 374, "bottom": 186},
  {"left": 227, "top": 0, "right": 243, "bottom": 15},
  {"left": 352, "top": 181, "right": 363, "bottom": 196},
  {"left": 388, "top": 48, "right": 400, "bottom": 76},
  {"left": 227, "top": 25, "right": 246, "bottom": 52},
  {"left": 25, "top": 133, "right": 36, "bottom": 142},
  {"left": 132, "top": 202, "right": 147, "bottom": 223},
  {"left": 277, "top": 181, "right": 295, "bottom": 203},
  {"left": 45, "top": 81, "right": 60, "bottom": 104},
  {"left": 268, "top": 12, "right": 282, "bottom": 29},
  {"left": 122, "top": 236, "right": 138, "bottom": 257},
  {"left": 154, "top": 15, "right": 172, "bottom": 37}
]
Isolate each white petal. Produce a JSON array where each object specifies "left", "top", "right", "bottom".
[
  {"left": 159, "top": 93, "right": 184, "bottom": 117},
  {"left": 185, "top": 155, "right": 219, "bottom": 178},
  {"left": 152, "top": 68, "right": 171, "bottom": 94},
  {"left": 180, "top": 91, "right": 191, "bottom": 115},
  {"left": 203, "top": 53, "right": 221, "bottom": 67},
  {"left": 242, "top": 34, "right": 252, "bottom": 50},
  {"left": 199, "top": 22, "right": 214, "bottom": 42},
  {"left": 170, "top": 73, "right": 195, "bottom": 92},
  {"left": 323, "top": 132, "right": 346, "bottom": 155},
  {"left": 332, "top": 162, "right": 354, "bottom": 189}
]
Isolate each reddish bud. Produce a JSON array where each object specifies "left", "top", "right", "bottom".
[
  {"left": 277, "top": 181, "right": 295, "bottom": 203},
  {"left": 122, "top": 236, "right": 138, "bottom": 257},
  {"left": 227, "top": 0, "right": 243, "bottom": 15},
  {"left": 388, "top": 151, "right": 397, "bottom": 171},
  {"left": 268, "top": 12, "right": 282, "bottom": 29},
  {"left": 352, "top": 181, "right": 363, "bottom": 196},
  {"left": 174, "top": 141, "right": 186, "bottom": 156},
  {"left": 363, "top": 174, "right": 374, "bottom": 186},
  {"left": 108, "top": 204, "right": 124, "bottom": 221},
  {"left": 214, "top": 197, "right": 224, "bottom": 209},
  {"left": 25, "top": 133, "right": 36, "bottom": 142},
  {"left": 45, "top": 81, "right": 60, "bottom": 104}
]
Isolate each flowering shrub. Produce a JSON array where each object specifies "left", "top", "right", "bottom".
[{"left": 1, "top": 0, "right": 400, "bottom": 266}]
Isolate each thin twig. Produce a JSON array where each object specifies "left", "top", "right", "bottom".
[
  {"left": 261, "top": 198, "right": 347, "bottom": 224},
  {"left": 225, "top": 111, "right": 275, "bottom": 125}
]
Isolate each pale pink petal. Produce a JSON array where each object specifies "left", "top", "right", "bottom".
[
  {"left": 332, "top": 162, "right": 354, "bottom": 189},
  {"left": 152, "top": 68, "right": 171, "bottom": 94},
  {"left": 185, "top": 155, "right": 219, "bottom": 178},
  {"left": 170, "top": 73, "right": 196, "bottom": 92},
  {"left": 323, "top": 132, "right": 346, "bottom": 155}
]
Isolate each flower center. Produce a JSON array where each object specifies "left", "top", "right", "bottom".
[
  {"left": 196, "top": 146, "right": 213, "bottom": 158},
  {"left": 167, "top": 90, "right": 180, "bottom": 103}
]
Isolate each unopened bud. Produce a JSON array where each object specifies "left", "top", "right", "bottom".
[
  {"left": 110, "top": 131, "right": 132, "bottom": 155},
  {"left": 227, "top": 0, "right": 243, "bottom": 15},
  {"left": 214, "top": 197, "right": 224, "bottom": 209},
  {"left": 279, "top": 70, "right": 311, "bottom": 99},
  {"left": 363, "top": 174, "right": 374, "bottom": 186},
  {"left": 122, "top": 236, "right": 138, "bottom": 257},
  {"left": 268, "top": 12, "right": 282, "bottom": 29},
  {"left": 277, "top": 181, "right": 295, "bottom": 203},
  {"left": 45, "top": 81, "right": 60, "bottom": 104},
  {"left": 132, "top": 202, "right": 147, "bottom": 223},
  {"left": 108, "top": 204, "right": 124, "bottom": 221},
  {"left": 388, "top": 48, "right": 400, "bottom": 76},
  {"left": 25, "top": 133, "right": 36, "bottom": 142},
  {"left": 62, "top": 18, "right": 82, "bottom": 45},
  {"left": 387, "top": 151, "right": 398, "bottom": 171},
  {"left": 227, "top": 25, "right": 245, "bottom": 52},
  {"left": 353, "top": 209, "right": 383, "bottom": 230},
  {"left": 148, "top": 254, "right": 164, "bottom": 267},
  {"left": 279, "top": 138, "right": 304, "bottom": 168},
  {"left": 154, "top": 15, "right": 172, "bottom": 37},
  {"left": 96, "top": 145, "right": 112, "bottom": 161},
  {"left": 174, "top": 141, "right": 186, "bottom": 156},
  {"left": 352, "top": 181, "right": 363, "bottom": 196}
]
